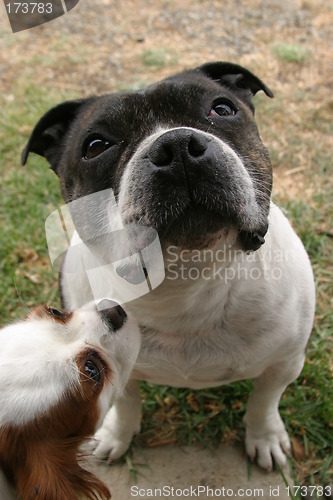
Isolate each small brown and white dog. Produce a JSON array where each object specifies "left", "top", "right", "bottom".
[{"left": 0, "top": 301, "right": 140, "bottom": 500}]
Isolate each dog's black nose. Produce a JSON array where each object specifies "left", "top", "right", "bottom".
[
  {"left": 100, "top": 303, "right": 127, "bottom": 332},
  {"left": 148, "top": 130, "right": 209, "bottom": 169}
]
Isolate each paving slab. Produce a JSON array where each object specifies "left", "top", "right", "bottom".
[{"left": 91, "top": 444, "right": 293, "bottom": 499}]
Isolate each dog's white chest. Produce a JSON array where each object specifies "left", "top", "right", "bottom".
[{"left": 132, "top": 326, "right": 265, "bottom": 389}]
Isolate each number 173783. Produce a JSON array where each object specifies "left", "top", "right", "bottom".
[
  {"left": 5, "top": 3, "right": 53, "bottom": 14},
  {"left": 286, "top": 485, "right": 332, "bottom": 497}
]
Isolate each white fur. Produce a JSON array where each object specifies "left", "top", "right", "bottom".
[{"left": 0, "top": 302, "right": 140, "bottom": 429}]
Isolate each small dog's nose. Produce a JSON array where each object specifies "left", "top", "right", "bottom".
[
  {"left": 148, "top": 130, "right": 209, "bottom": 169},
  {"left": 101, "top": 304, "right": 127, "bottom": 332}
]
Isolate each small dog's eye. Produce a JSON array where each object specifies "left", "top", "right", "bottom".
[
  {"left": 209, "top": 100, "right": 237, "bottom": 117},
  {"left": 84, "top": 360, "right": 102, "bottom": 385},
  {"left": 47, "top": 307, "right": 68, "bottom": 319},
  {"left": 83, "top": 136, "right": 110, "bottom": 160}
]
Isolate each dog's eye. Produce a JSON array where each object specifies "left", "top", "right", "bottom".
[
  {"left": 47, "top": 307, "right": 68, "bottom": 319},
  {"left": 209, "top": 100, "right": 237, "bottom": 117},
  {"left": 83, "top": 136, "right": 110, "bottom": 160},
  {"left": 84, "top": 360, "right": 102, "bottom": 385}
]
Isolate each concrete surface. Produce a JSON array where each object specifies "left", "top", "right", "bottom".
[{"left": 91, "top": 444, "right": 293, "bottom": 499}]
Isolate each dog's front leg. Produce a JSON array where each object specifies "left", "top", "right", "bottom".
[
  {"left": 93, "top": 379, "right": 141, "bottom": 462},
  {"left": 244, "top": 355, "right": 305, "bottom": 471}
]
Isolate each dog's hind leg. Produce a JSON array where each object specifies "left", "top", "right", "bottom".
[{"left": 244, "top": 355, "right": 305, "bottom": 471}]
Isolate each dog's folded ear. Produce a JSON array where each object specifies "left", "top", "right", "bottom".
[
  {"left": 196, "top": 61, "right": 274, "bottom": 102},
  {"left": 22, "top": 99, "right": 91, "bottom": 171}
]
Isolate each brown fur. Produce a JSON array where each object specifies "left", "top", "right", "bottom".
[
  {"left": 28, "top": 304, "right": 72, "bottom": 324},
  {"left": 0, "top": 348, "right": 112, "bottom": 499}
]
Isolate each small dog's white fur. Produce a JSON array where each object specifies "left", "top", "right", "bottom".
[
  {"left": 0, "top": 302, "right": 140, "bottom": 498},
  {"left": 0, "top": 302, "right": 140, "bottom": 428}
]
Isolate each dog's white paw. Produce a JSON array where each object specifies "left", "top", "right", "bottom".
[
  {"left": 91, "top": 401, "right": 141, "bottom": 463},
  {"left": 245, "top": 416, "right": 291, "bottom": 471},
  {"left": 92, "top": 426, "right": 133, "bottom": 463}
]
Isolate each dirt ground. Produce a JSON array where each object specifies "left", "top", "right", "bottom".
[{"left": 92, "top": 443, "right": 294, "bottom": 499}]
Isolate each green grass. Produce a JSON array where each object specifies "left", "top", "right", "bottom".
[
  {"left": 1, "top": 81, "right": 332, "bottom": 490},
  {"left": 272, "top": 43, "right": 310, "bottom": 63},
  {"left": 117, "top": 77, "right": 150, "bottom": 93},
  {"left": 281, "top": 199, "right": 333, "bottom": 488},
  {"left": 0, "top": 84, "right": 74, "bottom": 322},
  {"left": 141, "top": 48, "right": 178, "bottom": 68}
]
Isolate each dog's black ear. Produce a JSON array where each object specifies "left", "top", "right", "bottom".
[
  {"left": 22, "top": 99, "right": 90, "bottom": 171},
  {"left": 197, "top": 61, "right": 274, "bottom": 100}
]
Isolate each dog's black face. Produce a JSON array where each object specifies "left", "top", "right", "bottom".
[{"left": 23, "top": 62, "right": 273, "bottom": 251}]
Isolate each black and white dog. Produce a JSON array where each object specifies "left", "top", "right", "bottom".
[{"left": 23, "top": 62, "right": 315, "bottom": 471}]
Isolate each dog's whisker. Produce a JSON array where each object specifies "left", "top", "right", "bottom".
[{"left": 13, "top": 277, "right": 30, "bottom": 314}]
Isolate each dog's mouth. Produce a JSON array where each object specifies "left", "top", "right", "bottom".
[
  {"left": 159, "top": 204, "right": 231, "bottom": 250},
  {"left": 144, "top": 202, "right": 268, "bottom": 252}
]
